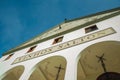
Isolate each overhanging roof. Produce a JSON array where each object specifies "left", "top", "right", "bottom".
[{"left": 3, "top": 7, "right": 120, "bottom": 56}]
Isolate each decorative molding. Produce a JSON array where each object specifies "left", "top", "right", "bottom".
[
  {"left": 3, "top": 7, "right": 120, "bottom": 56},
  {"left": 12, "top": 27, "right": 116, "bottom": 64}
]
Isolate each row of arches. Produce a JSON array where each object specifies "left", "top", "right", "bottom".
[
  {"left": 1, "top": 41, "right": 120, "bottom": 80},
  {"left": 1, "top": 56, "right": 66, "bottom": 80}
]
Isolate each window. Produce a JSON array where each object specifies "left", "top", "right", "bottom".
[
  {"left": 27, "top": 45, "right": 37, "bottom": 53},
  {"left": 4, "top": 54, "right": 14, "bottom": 60},
  {"left": 85, "top": 25, "right": 98, "bottom": 33},
  {"left": 52, "top": 36, "right": 63, "bottom": 44}
]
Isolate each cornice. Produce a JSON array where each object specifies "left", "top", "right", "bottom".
[{"left": 3, "top": 7, "right": 120, "bottom": 56}]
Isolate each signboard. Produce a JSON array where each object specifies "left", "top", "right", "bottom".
[{"left": 12, "top": 27, "right": 116, "bottom": 64}]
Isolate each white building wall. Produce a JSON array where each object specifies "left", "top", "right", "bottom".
[{"left": 0, "top": 15, "right": 120, "bottom": 80}]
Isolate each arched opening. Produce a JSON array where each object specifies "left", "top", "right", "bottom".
[
  {"left": 1, "top": 65, "right": 24, "bottom": 80},
  {"left": 28, "top": 56, "right": 67, "bottom": 80},
  {"left": 77, "top": 41, "right": 120, "bottom": 80}
]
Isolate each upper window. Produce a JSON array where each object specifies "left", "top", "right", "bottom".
[
  {"left": 27, "top": 45, "right": 37, "bottom": 53},
  {"left": 4, "top": 54, "right": 14, "bottom": 61},
  {"left": 52, "top": 36, "right": 63, "bottom": 44},
  {"left": 85, "top": 25, "right": 98, "bottom": 33}
]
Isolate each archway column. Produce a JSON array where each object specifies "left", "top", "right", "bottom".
[
  {"left": 19, "top": 65, "right": 36, "bottom": 80},
  {"left": 64, "top": 56, "right": 77, "bottom": 80}
]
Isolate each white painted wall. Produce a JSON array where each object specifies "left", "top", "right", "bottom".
[{"left": 0, "top": 15, "right": 120, "bottom": 80}]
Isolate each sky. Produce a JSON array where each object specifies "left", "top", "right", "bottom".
[{"left": 0, "top": 0, "right": 120, "bottom": 57}]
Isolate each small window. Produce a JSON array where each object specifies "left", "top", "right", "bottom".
[
  {"left": 4, "top": 54, "right": 14, "bottom": 60},
  {"left": 27, "top": 45, "right": 37, "bottom": 53},
  {"left": 52, "top": 36, "right": 63, "bottom": 44},
  {"left": 85, "top": 25, "right": 98, "bottom": 33}
]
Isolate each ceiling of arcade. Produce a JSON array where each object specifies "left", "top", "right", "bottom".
[
  {"left": 77, "top": 41, "right": 120, "bottom": 80},
  {"left": 1, "top": 66, "right": 24, "bottom": 80},
  {"left": 29, "top": 56, "right": 67, "bottom": 80}
]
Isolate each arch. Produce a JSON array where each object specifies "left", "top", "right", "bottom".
[
  {"left": 77, "top": 41, "right": 120, "bottom": 80},
  {"left": 28, "top": 56, "right": 67, "bottom": 80},
  {"left": 1, "top": 65, "right": 25, "bottom": 80},
  {"left": 97, "top": 72, "right": 120, "bottom": 80}
]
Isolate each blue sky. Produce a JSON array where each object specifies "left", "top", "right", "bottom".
[{"left": 0, "top": 0, "right": 120, "bottom": 57}]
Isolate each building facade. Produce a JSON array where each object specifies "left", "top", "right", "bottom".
[{"left": 0, "top": 7, "right": 120, "bottom": 80}]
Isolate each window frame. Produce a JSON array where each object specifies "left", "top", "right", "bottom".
[
  {"left": 85, "top": 25, "right": 98, "bottom": 33},
  {"left": 4, "top": 53, "right": 14, "bottom": 61},
  {"left": 27, "top": 45, "right": 37, "bottom": 53},
  {"left": 52, "top": 36, "right": 64, "bottom": 45}
]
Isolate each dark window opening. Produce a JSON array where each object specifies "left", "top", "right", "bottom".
[
  {"left": 85, "top": 25, "right": 98, "bottom": 33},
  {"left": 27, "top": 45, "right": 37, "bottom": 53},
  {"left": 5, "top": 54, "right": 14, "bottom": 60},
  {"left": 52, "top": 36, "right": 63, "bottom": 44}
]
